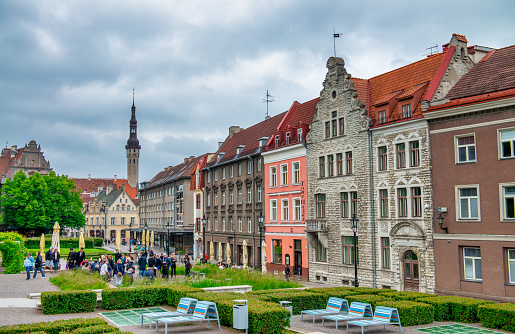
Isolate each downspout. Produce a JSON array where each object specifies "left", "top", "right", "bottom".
[
  {"left": 205, "top": 167, "right": 213, "bottom": 245},
  {"left": 369, "top": 130, "right": 377, "bottom": 288},
  {"left": 162, "top": 184, "right": 165, "bottom": 247},
  {"left": 302, "top": 140, "right": 309, "bottom": 280},
  {"left": 247, "top": 155, "right": 256, "bottom": 268}
]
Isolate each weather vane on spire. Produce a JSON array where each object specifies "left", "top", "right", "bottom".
[
  {"left": 262, "top": 90, "right": 274, "bottom": 120},
  {"left": 333, "top": 27, "right": 342, "bottom": 57}
]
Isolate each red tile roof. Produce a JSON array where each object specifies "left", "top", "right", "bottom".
[
  {"left": 71, "top": 177, "right": 138, "bottom": 200},
  {"left": 147, "top": 153, "right": 211, "bottom": 189},
  {"left": 445, "top": 45, "right": 515, "bottom": 100},
  {"left": 208, "top": 112, "right": 286, "bottom": 166},
  {"left": 427, "top": 87, "right": 515, "bottom": 113},
  {"left": 0, "top": 147, "right": 25, "bottom": 177}
]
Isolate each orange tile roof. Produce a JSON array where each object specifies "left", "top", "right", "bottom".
[
  {"left": 453, "top": 33, "right": 468, "bottom": 43},
  {"left": 0, "top": 148, "right": 25, "bottom": 177},
  {"left": 147, "top": 153, "right": 211, "bottom": 189},
  {"left": 71, "top": 177, "right": 138, "bottom": 200}
]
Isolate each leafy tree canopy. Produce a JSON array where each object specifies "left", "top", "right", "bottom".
[{"left": 0, "top": 171, "right": 84, "bottom": 230}]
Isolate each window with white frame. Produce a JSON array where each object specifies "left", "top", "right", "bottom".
[
  {"left": 238, "top": 163, "right": 242, "bottom": 176},
  {"left": 230, "top": 166, "right": 234, "bottom": 178},
  {"left": 456, "top": 135, "right": 476, "bottom": 163},
  {"left": 378, "top": 146, "right": 388, "bottom": 171},
  {"left": 396, "top": 143, "right": 406, "bottom": 168},
  {"left": 500, "top": 128, "right": 515, "bottom": 158},
  {"left": 463, "top": 247, "right": 482, "bottom": 280},
  {"left": 257, "top": 158, "right": 262, "bottom": 172},
  {"left": 247, "top": 217, "right": 251, "bottom": 232},
  {"left": 380, "top": 189, "right": 389, "bottom": 218},
  {"left": 294, "top": 198, "right": 301, "bottom": 221},
  {"left": 458, "top": 186, "right": 479, "bottom": 220},
  {"left": 214, "top": 191, "right": 218, "bottom": 205},
  {"left": 222, "top": 168, "right": 225, "bottom": 180},
  {"left": 346, "top": 152, "right": 353, "bottom": 174},
  {"left": 237, "top": 187, "right": 242, "bottom": 204},
  {"left": 270, "top": 166, "right": 277, "bottom": 187},
  {"left": 214, "top": 217, "right": 218, "bottom": 231},
  {"left": 221, "top": 190, "right": 226, "bottom": 205},
  {"left": 271, "top": 199, "right": 277, "bottom": 221},
  {"left": 340, "top": 191, "right": 358, "bottom": 218},
  {"left": 111, "top": 217, "right": 116, "bottom": 225},
  {"left": 285, "top": 132, "right": 290, "bottom": 145},
  {"left": 508, "top": 249, "right": 515, "bottom": 283},
  {"left": 257, "top": 185, "right": 262, "bottom": 202},
  {"left": 229, "top": 189, "right": 234, "bottom": 205},
  {"left": 281, "top": 164, "right": 288, "bottom": 186},
  {"left": 246, "top": 186, "right": 252, "bottom": 203},
  {"left": 502, "top": 185, "right": 515, "bottom": 220},
  {"left": 293, "top": 162, "right": 300, "bottom": 184},
  {"left": 214, "top": 169, "right": 218, "bottom": 181},
  {"left": 402, "top": 104, "right": 411, "bottom": 118},
  {"left": 297, "top": 128, "right": 303, "bottom": 142},
  {"left": 398, "top": 188, "right": 408, "bottom": 217},
  {"left": 412, "top": 187, "right": 422, "bottom": 217},
  {"left": 247, "top": 160, "right": 252, "bottom": 174},
  {"left": 282, "top": 199, "right": 289, "bottom": 221},
  {"left": 238, "top": 217, "right": 242, "bottom": 232},
  {"left": 275, "top": 135, "right": 280, "bottom": 147},
  {"left": 207, "top": 173, "right": 211, "bottom": 183},
  {"left": 410, "top": 141, "right": 420, "bottom": 167}
]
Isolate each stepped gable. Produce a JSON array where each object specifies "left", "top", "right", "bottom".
[{"left": 445, "top": 45, "right": 515, "bottom": 100}]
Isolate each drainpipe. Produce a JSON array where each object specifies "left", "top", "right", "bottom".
[
  {"left": 205, "top": 167, "right": 213, "bottom": 245},
  {"left": 247, "top": 155, "right": 256, "bottom": 268},
  {"left": 302, "top": 140, "right": 309, "bottom": 280},
  {"left": 369, "top": 130, "right": 377, "bottom": 288}
]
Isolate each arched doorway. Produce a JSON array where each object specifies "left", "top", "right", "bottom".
[{"left": 403, "top": 250, "right": 419, "bottom": 291}]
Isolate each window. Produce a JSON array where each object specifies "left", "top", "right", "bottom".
[
  {"left": 247, "top": 160, "right": 252, "bottom": 174},
  {"left": 238, "top": 163, "right": 242, "bottom": 176},
  {"left": 502, "top": 185, "right": 515, "bottom": 219},
  {"left": 214, "top": 191, "right": 218, "bottom": 205},
  {"left": 379, "top": 110, "right": 387, "bottom": 124},
  {"left": 130, "top": 217, "right": 135, "bottom": 225},
  {"left": 272, "top": 239, "right": 282, "bottom": 263},
  {"left": 332, "top": 119, "right": 337, "bottom": 137},
  {"left": 339, "top": 118, "right": 345, "bottom": 135},
  {"left": 222, "top": 217, "right": 226, "bottom": 231},
  {"left": 351, "top": 192, "right": 357, "bottom": 216},
  {"left": 500, "top": 128, "right": 515, "bottom": 158},
  {"left": 463, "top": 247, "right": 482, "bottom": 280},
  {"left": 342, "top": 236, "right": 358, "bottom": 264},
  {"left": 221, "top": 190, "right": 226, "bottom": 205},
  {"left": 412, "top": 187, "right": 422, "bottom": 217},
  {"left": 237, "top": 187, "right": 242, "bottom": 204},
  {"left": 247, "top": 217, "right": 252, "bottom": 232},
  {"left": 229, "top": 189, "right": 234, "bottom": 204},
  {"left": 281, "top": 164, "right": 288, "bottom": 185},
  {"left": 293, "top": 162, "right": 300, "bottom": 184},
  {"left": 328, "top": 155, "right": 334, "bottom": 176},
  {"left": 341, "top": 192, "right": 349, "bottom": 218},
  {"left": 100, "top": 217, "right": 104, "bottom": 225},
  {"left": 214, "top": 169, "right": 218, "bottom": 181},
  {"left": 196, "top": 194, "right": 201, "bottom": 209},
  {"left": 410, "top": 141, "right": 420, "bottom": 167},
  {"left": 286, "top": 132, "right": 290, "bottom": 145},
  {"left": 398, "top": 188, "right": 408, "bottom": 217},
  {"left": 121, "top": 217, "right": 126, "bottom": 225},
  {"left": 382, "top": 237, "right": 390, "bottom": 269},
  {"left": 229, "top": 166, "right": 234, "bottom": 178},
  {"left": 458, "top": 187, "right": 479, "bottom": 220},
  {"left": 297, "top": 128, "right": 303, "bottom": 142},
  {"left": 402, "top": 104, "right": 411, "bottom": 118},
  {"left": 316, "top": 194, "right": 326, "bottom": 218},
  {"left": 319, "top": 157, "right": 326, "bottom": 177},
  {"left": 316, "top": 240, "right": 327, "bottom": 262},
  {"left": 396, "top": 143, "right": 406, "bottom": 168},
  {"left": 508, "top": 249, "right": 515, "bottom": 283},
  {"left": 325, "top": 122, "right": 330, "bottom": 138},
  {"left": 282, "top": 199, "right": 289, "bottom": 221},
  {"left": 111, "top": 217, "right": 115, "bottom": 225},
  {"left": 246, "top": 186, "right": 252, "bottom": 203},
  {"left": 380, "top": 189, "right": 389, "bottom": 218},
  {"left": 456, "top": 135, "right": 476, "bottom": 163},
  {"left": 378, "top": 146, "right": 388, "bottom": 171},
  {"left": 270, "top": 166, "right": 277, "bottom": 187},
  {"left": 222, "top": 168, "right": 226, "bottom": 180},
  {"left": 214, "top": 217, "right": 218, "bottom": 231},
  {"left": 271, "top": 200, "right": 277, "bottom": 221},
  {"left": 238, "top": 217, "right": 242, "bottom": 232},
  {"left": 275, "top": 135, "right": 280, "bottom": 148},
  {"left": 294, "top": 198, "right": 301, "bottom": 221},
  {"left": 207, "top": 193, "right": 211, "bottom": 206},
  {"left": 337, "top": 153, "right": 343, "bottom": 175},
  {"left": 346, "top": 152, "right": 353, "bottom": 174},
  {"left": 257, "top": 185, "right": 262, "bottom": 202}
]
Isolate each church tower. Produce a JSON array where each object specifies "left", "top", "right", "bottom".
[{"left": 126, "top": 90, "right": 141, "bottom": 189}]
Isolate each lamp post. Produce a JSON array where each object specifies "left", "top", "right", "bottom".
[
  {"left": 436, "top": 207, "right": 447, "bottom": 233},
  {"left": 201, "top": 215, "right": 207, "bottom": 262},
  {"left": 166, "top": 220, "right": 170, "bottom": 255},
  {"left": 350, "top": 213, "right": 359, "bottom": 287},
  {"left": 102, "top": 205, "right": 108, "bottom": 243},
  {"left": 144, "top": 220, "right": 148, "bottom": 256},
  {"left": 258, "top": 211, "right": 264, "bottom": 270},
  {"left": 128, "top": 221, "right": 133, "bottom": 252}
]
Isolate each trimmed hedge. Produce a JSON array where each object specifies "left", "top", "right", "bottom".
[
  {"left": 250, "top": 290, "right": 326, "bottom": 315},
  {"left": 166, "top": 285, "right": 204, "bottom": 307},
  {"left": 24, "top": 237, "right": 103, "bottom": 249},
  {"left": 378, "top": 300, "right": 434, "bottom": 327},
  {"left": 415, "top": 295, "right": 493, "bottom": 323},
  {"left": 478, "top": 303, "right": 515, "bottom": 332},
  {"left": 0, "top": 318, "right": 107, "bottom": 334},
  {"left": 346, "top": 294, "right": 393, "bottom": 308},
  {"left": 0, "top": 232, "right": 25, "bottom": 274},
  {"left": 379, "top": 291, "right": 434, "bottom": 301},
  {"left": 41, "top": 290, "right": 96, "bottom": 315},
  {"left": 62, "top": 324, "right": 120, "bottom": 334}
]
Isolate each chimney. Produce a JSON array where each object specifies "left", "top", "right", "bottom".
[
  {"left": 98, "top": 186, "right": 103, "bottom": 192},
  {"left": 114, "top": 175, "right": 117, "bottom": 181},
  {"left": 229, "top": 126, "right": 243, "bottom": 138},
  {"left": 10, "top": 145, "right": 17, "bottom": 158},
  {"left": 106, "top": 185, "right": 113, "bottom": 195},
  {"left": 88, "top": 174, "right": 91, "bottom": 180}
]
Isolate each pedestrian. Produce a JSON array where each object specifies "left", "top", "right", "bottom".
[
  {"left": 52, "top": 248, "right": 60, "bottom": 273},
  {"left": 138, "top": 251, "right": 146, "bottom": 278},
  {"left": 76, "top": 247, "right": 86, "bottom": 266},
  {"left": 33, "top": 251, "right": 45, "bottom": 279},
  {"left": 184, "top": 254, "right": 191, "bottom": 278},
  {"left": 154, "top": 254, "right": 161, "bottom": 276},
  {"left": 45, "top": 247, "right": 53, "bottom": 272},
  {"left": 23, "top": 253, "right": 35, "bottom": 280},
  {"left": 284, "top": 264, "right": 291, "bottom": 281},
  {"left": 107, "top": 255, "right": 115, "bottom": 278},
  {"left": 114, "top": 249, "right": 121, "bottom": 263},
  {"left": 162, "top": 253, "right": 170, "bottom": 279},
  {"left": 100, "top": 259, "right": 109, "bottom": 281},
  {"left": 170, "top": 253, "right": 177, "bottom": 278},
  {"left": 67, "top": 248, "right": 76, "bottom": 269},
  {"left": 148, "top": 253, "right": 156, "bottom": 275},
  {"left": 144, "top": 267, "right": 155, "bottom": 280},
  {"left": 90, "top": 259, "right": 100, "bottom": 273},
  {"left": 113, "top": 259, "right": 124, "bottom": 287}
]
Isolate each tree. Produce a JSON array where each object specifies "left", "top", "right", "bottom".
[{"left": 0, "top": 171, "right": 84, "bottom": 231}]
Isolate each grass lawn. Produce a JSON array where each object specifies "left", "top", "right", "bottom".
[
  {"left": 49, "top": 269, "right": 108, "bottom": 290},
  {"left": 26, "top": 248, "right": 113, "bottom": 257}
]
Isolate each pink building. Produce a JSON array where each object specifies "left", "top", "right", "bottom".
[{"left": 261, "top": 98, "right": 318, "bottom": 279}]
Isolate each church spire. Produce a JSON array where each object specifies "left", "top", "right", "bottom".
[
  {"left": 126, "top": 88, "right": 140, "bottom": 150},
  {"left": 126, "top": 89, "right": 140, "bottom": 189}
]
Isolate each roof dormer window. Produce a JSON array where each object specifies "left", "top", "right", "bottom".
[
  {"left": 402, "top": 104, "right": 411, "bottom": 118},
  {"left": 217, "top": 153, "right": 225, "bottom": 162},
  {"left": 258, "top": 137, "right": 269, "bottom": 148},
  {"left": 286, "top": 132, "right": 290, "bottom": 145},
  {"left": 236, "top": 145, "right": 245, "bottom": 155},
  {"left": 275, "top": 135, "right": 280, "bottom": 148},
  {"left": 379, "top": 110, "right": 387, "bottom": 124}
]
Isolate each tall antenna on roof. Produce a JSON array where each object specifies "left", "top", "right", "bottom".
[
  {"left": 424, "top": 44, "right": 439, "bottom": 56},
  {"left": 333, "top": 27, "right": 342, "bottom": 57},
  {"left": 262, "top": 90, "right": 274, "bottom": 120}
]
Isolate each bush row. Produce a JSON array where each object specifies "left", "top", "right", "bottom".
[
  {"left": 0, "top": 318, "right": 106, "bottom": 334},
  {"left": 378, "top": 300, "right": 434, "bottom": 327},
  {"left": 24, "top": 237, "right": 103, "bottom": 249},
  {"left": 0, "top": 232, "right": 25, "bottom": 274},
  {"left": 479, "top": 303, "right": 515, "bottom": 332},
  {"left": 41, "top": 291, "right": 97, "bottom": 315},
  {"left": 414, "top": 295, "right": 493, "bottom": 322}
]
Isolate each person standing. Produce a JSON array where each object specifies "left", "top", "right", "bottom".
[
  {"left": 114, "top": 249, "right": 121, "bottom": 263},
  {"left": 99, "top": 259, "right": 109, "bottom": 281},
  {"left": 138, "top": 251, "right": 146, "bottom": 278},
  {"left": 170, "top": 253, "right": 177, "bottom": 278},
  {"left": 184, "top": 254, "right": 191, "bottom": 278},
  {"left": 147, "top": 253, "right": 156, "bottom": 276},
  {"left": 154, "top": 254, "right": 162, "bottom": 277},
  {"left": 76, "top": 247, "right": 86, "bottom": 267},
  {"left": 107, "top": 255, "right": 115, "bottom": 278},
  {"left": 33, "top": 251, "right": 45, "bottom": 278},
  {"left": 45, "top": 247, "right": 53, "bottom": 272},
  {"left": 113, "top": 259, "right": 124, "bottom": 287},
  {"left": 52, "top": 248, "right": 60, "bottom": 273},
  {"left": 67, "top": 248, "right": 76, "bottom": 269},
  {"left": 162, "top": 253, "right": 170, "bottom": 279},
  {"left": 23, "top": 253, "right": 35, "bottom": 280}
]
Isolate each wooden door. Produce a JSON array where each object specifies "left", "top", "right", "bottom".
[{"left": 403, "top": 250, "right": 419, "bottom": 291}]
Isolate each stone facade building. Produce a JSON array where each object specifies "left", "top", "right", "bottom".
[{"left": 0, "top": 140, "right": 52, "bottom": 187}]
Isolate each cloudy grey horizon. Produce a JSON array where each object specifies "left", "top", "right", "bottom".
[{"left": 1, "top": 0, "right": 514, "bottom": 183}]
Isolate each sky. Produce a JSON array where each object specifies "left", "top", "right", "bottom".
[{"left": 1, "top": 0, "right": 514, "bottom": 183}]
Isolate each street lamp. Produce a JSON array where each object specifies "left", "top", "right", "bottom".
[
  {"left": 201, "top": 215, "right": 207, "bottom": 262},
  {"left": 436, "top": 207, "right": 447, "bottom": 234},
  {"left": 144, "top": 219, "right": 148, "bottom": 256},
  {"left": 102, "top": 205, "right": 108, "bottom": 243},
  {"left": 166, "top": 220, "right": 170, "bottom": 255},
  {"left": 129, "top": 220, "right": 133, "bottom": 252},
  {"left": 258, "top": 211, "right": 264, "bottom": 270},
  {"left": 350, "top": 213, "right": 359, "bottom": 287}
]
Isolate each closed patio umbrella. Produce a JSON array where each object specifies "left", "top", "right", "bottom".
[
  {"left": 261, "top": 240, "right": 267, "bottom": 273},
  {"left": 242, "top": 239, "right": 248, "bottom": 269},
  {"left": 218, "top": 242, "right": 223, "bottom": 263},
  {"left": 210, "top": 242, "right": 214, "bottom": 262},
  {"left": 116, "top": 230, "right": 121, "bottom": 251},
  {"left": 39, "top": 233, "right": 45, "bottom": 254},
  {"left": 79, "top": 232, "right": 85, "bottom": 250},
  {"left": 226, "top": 242, "right": 231, "bottom": 266},
  {"left": 51, "top": 222, "right": 60, "bottom": 253}
]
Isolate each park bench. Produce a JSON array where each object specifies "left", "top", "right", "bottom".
[
  {"left": 300, "top": 297, "right": 349, "bottom": 323},
  {"left": 141, "top": 297, "right": 197, "bottom": 328},
  {"left": 155, "top": 301, "right": 221, "bottom": 333},
  {"left": 322, "top": 302, "right": 373, "bottom": 329},
  {"left": 346, "top": 306, "right": 402, "bottom": 333}
]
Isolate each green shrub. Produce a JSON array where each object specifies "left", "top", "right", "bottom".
[
  {"left": 379, "top": 291, "right": 434, "bottom": 301},
  {"left": 0, "top": 318, "right": 107, "bottom": 334},
  {"left": 0, "top": 232, "right": 25, "bottom": 274},
  {"left": 41, "top": 290, "right": 96, "bottom": 314},
  {"left": 346, "top": 294, "right": 392, "bottom": 308},
  {"left": 101, "top": 286, "right": 170, "bottom": 310},
  {"left": 250, "top": 291, "right": 327, "bottom": 315},
  {"left": 49, "top": 270, "right": 108, "bottom": 291},
  {"left": 62, "top": 324, "right": 120, "bottom": 334},
  {"left": 377, "top": 300, "right": 434, "bottom": 327},
  {"left": 478, "top": 303, "right": 515, "bottom": 332},
  {"left": 24, "top": 237, "right": 103, "bottom": 249},
  {"left": 415, "top": 295, "right": 493, "bottom": 322},
  {"left": 415, "top": 296, "right": 452, "bottom": 321},
  {"left": 166, "top": 284, "right": 203, "bottom": 307}
]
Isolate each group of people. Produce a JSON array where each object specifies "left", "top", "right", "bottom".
[
  {"left": 85, "top": 249, "right": 135, "bottom": 287},
  {"left": 136, "top": 250, "right": 190, "bottom": 280}
]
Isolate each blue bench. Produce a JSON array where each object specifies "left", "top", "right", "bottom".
[
  {"left": 155, "top": 301, "right": 221, "bottom": 333},
  {"left": 347, "top": 306, "right": 402, "bottom": 333},
  {"left": 322, "top": 302, "right": 373, "bottom": 329},
  {"left": 140, "top": 297, "right": 197, "bottom": 328},
  {"left": 301, "top": 297, "right": 349, "bottom": 323}
]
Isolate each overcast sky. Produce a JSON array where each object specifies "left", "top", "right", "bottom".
[{"left": 1, "top": 1, "right": 514, "bottom": 183}]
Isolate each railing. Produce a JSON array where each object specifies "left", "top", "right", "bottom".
[{"left": 305, "top": 219, "right": 328, "bottom": 232}]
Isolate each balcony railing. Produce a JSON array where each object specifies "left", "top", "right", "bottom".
[{"left": 305, "top": 219, "right": 328, "bottom": 232}]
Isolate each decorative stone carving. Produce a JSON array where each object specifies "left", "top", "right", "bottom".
[
  {"left": 327, "top": 57, "right": 345, "bottom": 69},
  {"left": 381, "top": 221, "right": 389, "bottom": 233},
  {"left": 360, "top": 116, "right": 372, "bottom": 131}
]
